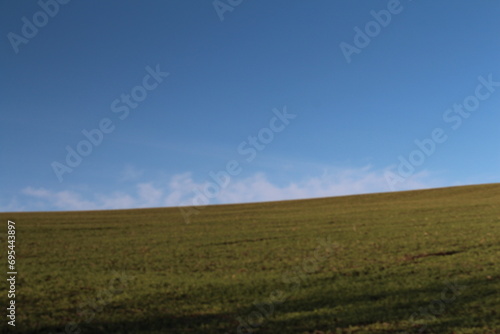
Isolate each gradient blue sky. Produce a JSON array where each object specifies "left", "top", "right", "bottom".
[{"left": 1, "top": 0, "right": 499, "bottom": 212}]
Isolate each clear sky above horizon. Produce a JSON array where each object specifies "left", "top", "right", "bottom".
[{"left": 1, "top": 0, "right": 499, "bottom": 212}]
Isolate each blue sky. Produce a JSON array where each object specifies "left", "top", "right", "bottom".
[{"left": 1, "top": 0, "right": 499, "bottom": 212}]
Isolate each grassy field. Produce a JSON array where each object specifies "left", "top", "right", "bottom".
[{"left": 1, "top": 183, "right": 499, "bottom": 333}]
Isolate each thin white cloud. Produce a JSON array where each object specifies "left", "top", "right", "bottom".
[
  {"left": 22, "top": 187, "right": 98, "bottom": 211},
  {"left": 0, "top": 197, "right": 26, "bottom": 212},
  {"left": 94, "top": 192, "right": 136, "bottom": 209},
  {"left": 10, "top": 166, "right": 442, "bottom": 212},
  {"left": 207, "top": 167, "right": 440, "bottom": 205},
  {"left": 163, "top": 172, "right": 199, "bottom": 206},
  {"left": 22, "top": 187, "right": 52, "bottom": 198},
  {"left": 118, "top": 165, "right": 144, "bottom": 182},
  {"left": 137, "top": 183, "right": 163, "bottom": 206}
]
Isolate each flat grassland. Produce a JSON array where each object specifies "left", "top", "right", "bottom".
[{"left": 0, "top": 184, "right": 499, "bottom": 333}]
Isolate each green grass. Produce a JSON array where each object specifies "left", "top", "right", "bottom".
[{"left": 1, "top": 183, "right": 499, "bottom": 333}]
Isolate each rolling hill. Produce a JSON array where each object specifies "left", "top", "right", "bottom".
[{"left": 1, "top": 183, "right": 499, "bottom": 333}]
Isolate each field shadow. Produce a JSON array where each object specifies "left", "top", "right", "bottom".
[
  {"left": 260, "top": 275, "right": 497, "bottom": 333},
  {"left": 14, "top": 276, "right": 498, "bottom": 334}
]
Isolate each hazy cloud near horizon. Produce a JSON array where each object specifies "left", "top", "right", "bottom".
[{"left": 2, "top": 165, "right": 444, "bottom": 212}]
